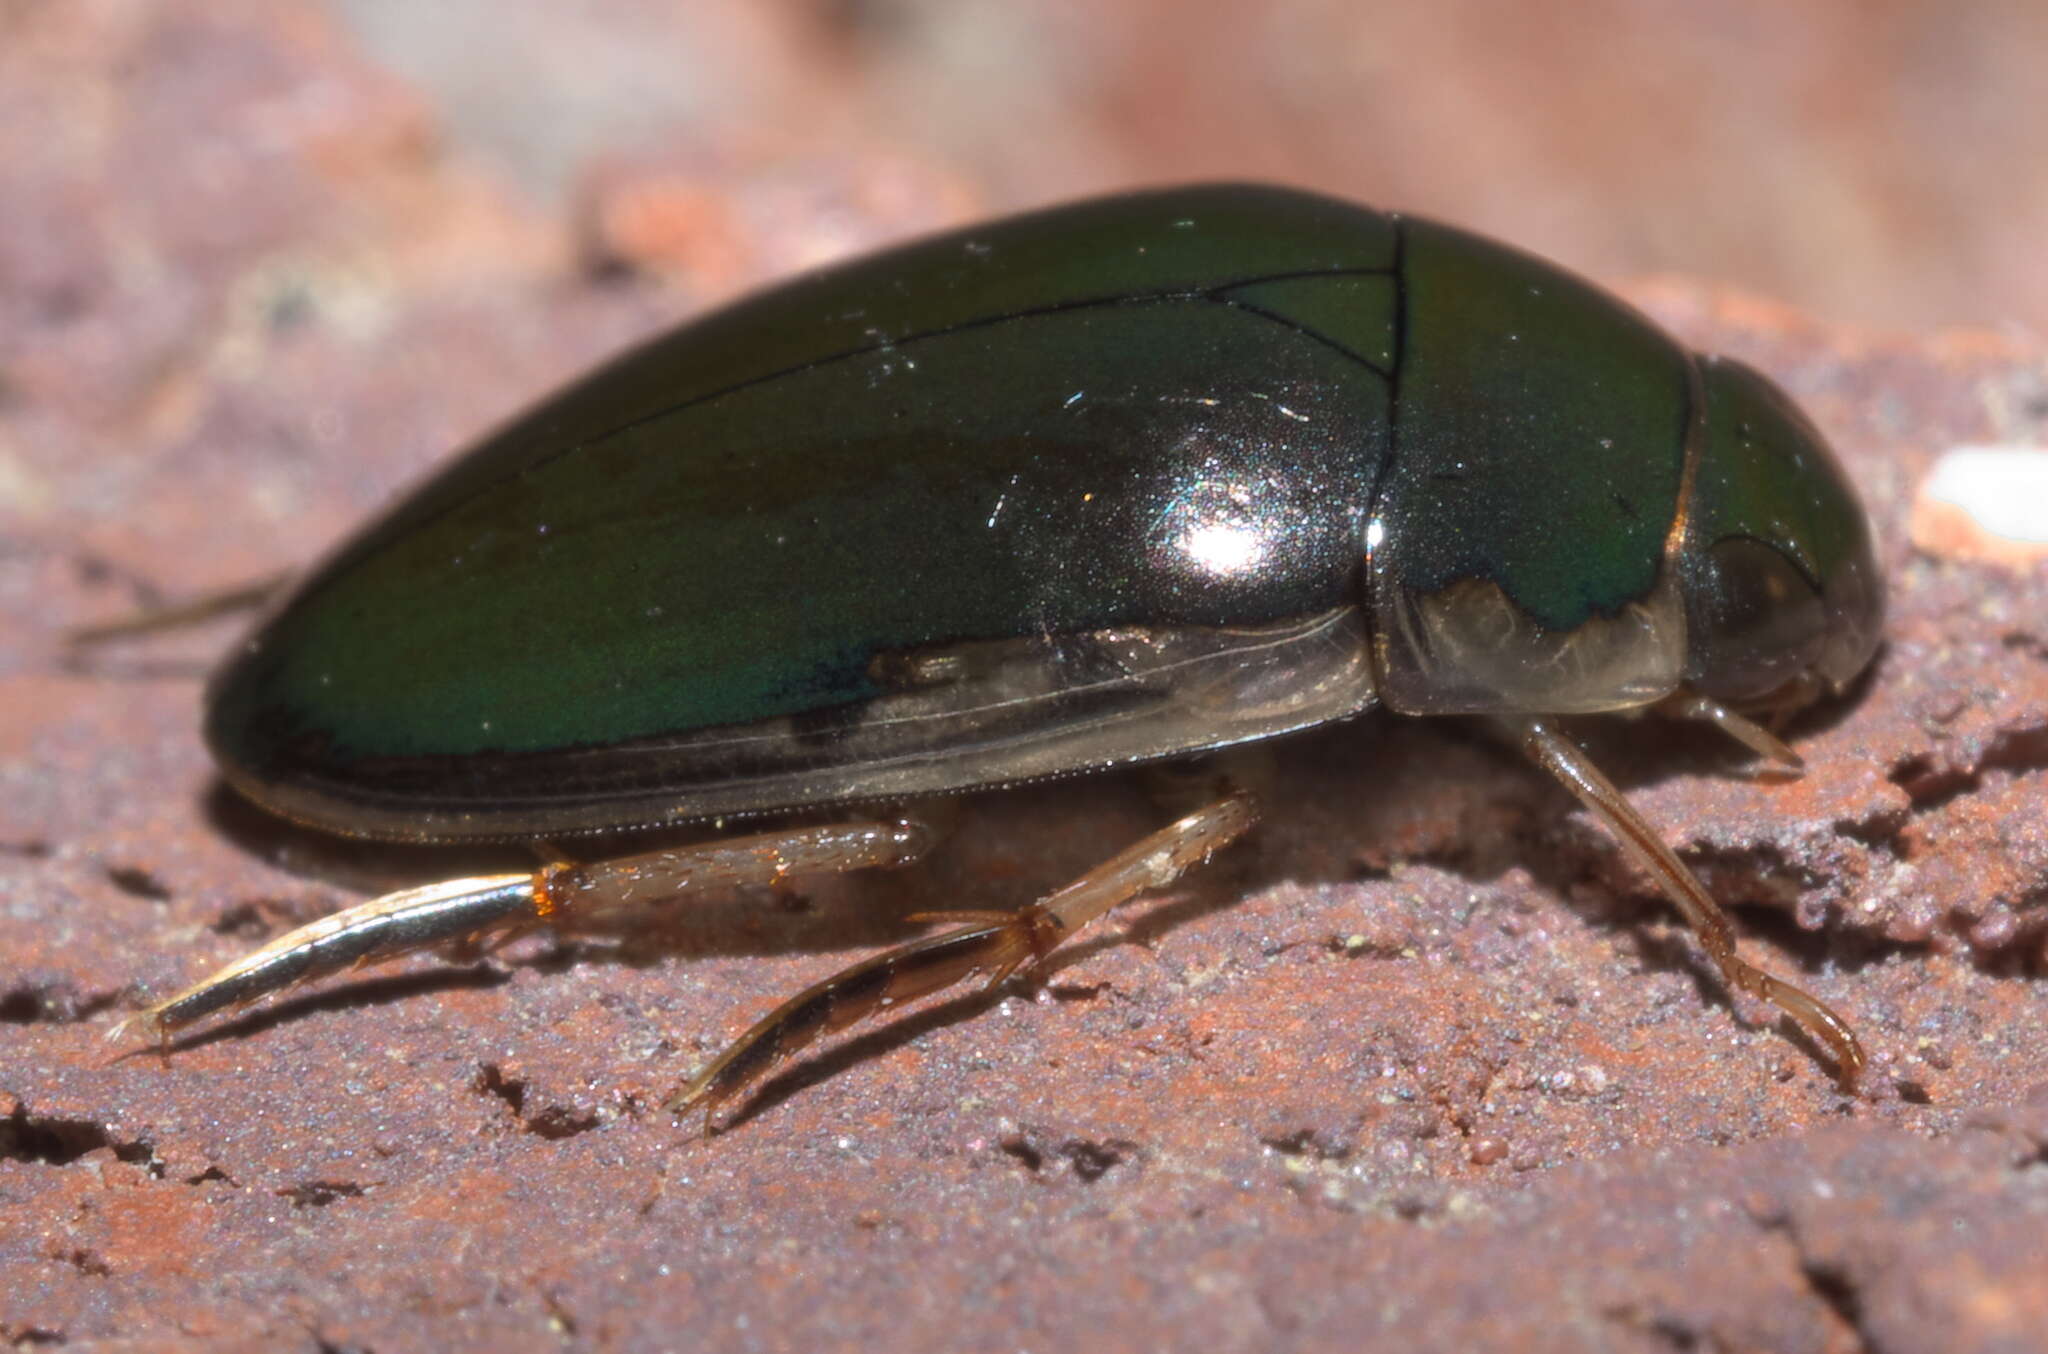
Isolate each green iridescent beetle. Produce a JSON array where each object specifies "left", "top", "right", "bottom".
[{"left": 113, "top": 184, "right": 1883, "bottom": 1118}]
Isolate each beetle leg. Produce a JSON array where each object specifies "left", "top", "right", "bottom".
[
  {"left": 666, "top": 791, "right": 1259, "bottom": 1128},
  {"left": 1652, "top": 688, "right": 1804, "bottom": 777},
  {"left": 110, "top": 819, "right": 933, "bottom": 1048},
  {"left": 1505, "top": 715, "right": 1865, "bottom": 1086}
]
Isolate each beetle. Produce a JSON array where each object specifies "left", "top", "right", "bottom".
[{"left": 105, "top": 183, "right": 1883, "bottom": 1121}]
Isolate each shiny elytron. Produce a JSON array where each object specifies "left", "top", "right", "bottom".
[{"left": 110, "top": 185, "right": 1883, "bottom": 1121}]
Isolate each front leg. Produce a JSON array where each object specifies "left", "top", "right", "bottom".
[{"left": 1505, "top": 715, "right": 1865, "bottom": 1084}]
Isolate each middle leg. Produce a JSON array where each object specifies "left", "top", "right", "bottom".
[{"left": 668, "top": 791, "right": 1260, "bottom": 1126}]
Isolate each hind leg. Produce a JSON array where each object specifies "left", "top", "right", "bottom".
[{"left": 112, "top": 818, "right": 936, "bottom": 1047}]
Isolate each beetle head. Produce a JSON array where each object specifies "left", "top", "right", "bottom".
[{"left": 1680, "top": 357, "right": 1883, "bottom": 708}]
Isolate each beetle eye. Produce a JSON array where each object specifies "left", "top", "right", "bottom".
[{"left": 1686, "top": 536, "right": 1827, "bottom": 703}]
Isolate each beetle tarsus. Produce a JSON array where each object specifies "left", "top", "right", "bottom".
[
  {"left": 102, "top": 1010, "right": 169, "bottom": 1056},
  {"left": 667, "top": 792, "right": 1260, "bottom": 1129},
  {"left": 1506, "top": 714, "right": 1865, "bottom": 1086}
]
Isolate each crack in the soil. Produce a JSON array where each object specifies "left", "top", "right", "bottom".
[
  {"left": 1887, "top": 723, "right": 2048, "bottom": 815},
  {"left": 0, "top": 982, "right": 121, "bottom": 1026},
  {"left": 0, "top": 1104, "right": 156, "bottom": 1172},
  {"left": 102, "top": 864, "right": 171, "bottom": 902},
  {"left": 277, "top": 1180, "right": 368, "bottom": 1208},
  {"left": 998, "top": 1127, "right": 1139, "bottom": 1182},
  {"left": 473, "top": 1062, "right": 602, "bottom": 1140}
]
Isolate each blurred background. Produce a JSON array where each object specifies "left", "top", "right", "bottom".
[
  {"left": 327, "top": 0, "right": 2048, "bottom": 336},
  {"left": 5, "top": 0, "right": 2045, "bottom": 562}
]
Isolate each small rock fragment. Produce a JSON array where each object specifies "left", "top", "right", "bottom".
[{"left": 1910, "top": 446, "right": 2048, "bottom": 565}]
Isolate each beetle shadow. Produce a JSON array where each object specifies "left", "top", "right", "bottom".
[
  {"left": 115, "top": 967, "right": 513, "bottom": 1058},
  {"left": 709, "top": 986, "right": 1011, "bottom": 1132},
  {"left": 1620, "top": 922, "right": 1870, "bottom": 1086}
]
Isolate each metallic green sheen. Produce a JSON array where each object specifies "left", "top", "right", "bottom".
[
  {"left": 1688, "top": 358, "right": 1868, "bottom": 594},
  {"left": 207, "top": 186, "right": 1399, "bottom": 781},
  {"left": 1675, "top": 355, "right": 1883, "bottom": 700},
  {"left": 1378, "top": 217, "right": 1693, "bottom": 631},
  {"left": 206, "top": 185, "right": 1878, "bottom": 845}
]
